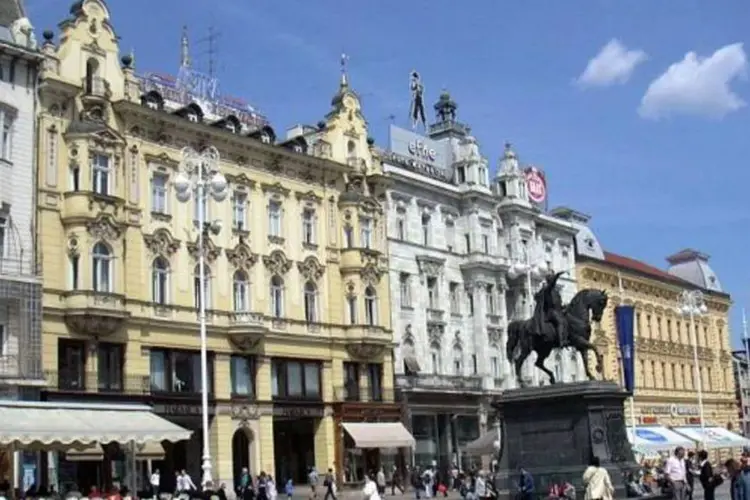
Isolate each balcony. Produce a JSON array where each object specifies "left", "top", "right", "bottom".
[
  {"left": 486, "top": 314, "right": 503, "bottom": 326},
  {"left": 426, "top": 308, "right": 445, "bottom": 325},
  {"left": 333, "top": 386, "right": 396, "bottom": 403},
  {"left": 61, "top": 192, "right": 126, "bottom": 225},
  {"left": 82, "top": 76, "right": 111, "bottom": 100},
  {"left": 396, "top": 374, "right": 483, "bottom": 392},
  {"left": 459, "top": 252, "right": 507, "bottom": 272},
  {"left": 62, "top": 290, "right": 130, "bottom": 337},
  {"left": 45, "top": 370, "right": 150, "bottom": 395},
  {"left": 228, "top": 312, "right": 268, "bottom": 351}
]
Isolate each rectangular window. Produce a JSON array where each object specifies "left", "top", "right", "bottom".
[
  {"left": 446, "top": 223, "right": 455, "bottom": 252},
  {"left": 427, "top": 277, "right": 438, "bottom": 309},
  {"left": 464, "top": 234, "right": 471, "bottom": 253},
  {"left": 367, "top": 363, "right": 383, "bottom": 402},
  {"left": 399, "top": 273, "right": 411, "bottom": 308},
  {"left": 302, "top": 209, "right": 315, "bottom": 244},
  {"left": 58, "top": 339, "right": 86, "bottom": 391},
  {"left": 268, "top": 201, "right": 282, "bottom": 237},
  {"left": 360, "top": 218, "right": 372, "bottom": 249},
  {"left": 91, "top": 153, "right": 111, "bottom": 195},
  {"left": 396, "top": 217, "right": 405, "bottom": 240},
  {"left": 421, "top": 217, "right": 430, "bottom": 246},
  {"left": 0, "top": 216, "right": 5, "bottom": 258},
  {"left": 449, "top": 282, "right": 460, "bottom": 314},
  {"left": 482, "top": 234, "right": 490, "bottom": 254},
  {"left": 230, "top": 355, "right": 256, "bottom": 398},
  {"left": 486, "top": 285, "right": 496, "bottom": 314},
  {"left": 151, "top": 173, "right": 168, "bottom": 214},
  {"left": 343, "top": 362, "right": 360, "bottom": 401},
  {"left": 0, "top": 324, "right": 6, "bottom": 356},
  {"left": 344, "top": 226, "right": 353, "bottom": 248},
  {"left": 0, "top": 108, "right": 14, "bottom": 162},
  {"left": 468, "top": 291, "right": 475, "bottom": 316},
  {"left": 70, "top": 165, "right": 80, "bottom": 191},
  {"left": 271, "top": 359, "right": 322, "bottom": 400},
  {"left": 149, "top": 349, "right": 214, "bottom": 395},
  {"left": 472, "top": 354, "right": 478, "bottom": 375},
  {"left": 97, "top": 343, "right": 123, "bottom": 392},
  {"left": 490, "top": 357, "right": 499, "bottom": 377},
  {"left": 457, "top": 166, "right": 466, "bottom": 184},
  {"left": 348, "top": 296, "right": 357, "bottom": 325},
  {"left": 233, "top": 192, "right": 248, "bottom": 230}
]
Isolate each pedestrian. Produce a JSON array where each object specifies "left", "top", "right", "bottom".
[
  {"left": 698, "top": 450, "right": 721, "bottom": 500},
  {"left": 323, "top": 468, "right": 336, "bottom": 500},
  {"left": 308, "top": 467, "right": 319, "bottom": 498},
  {"left": 517, "top": 467, "right": 533, "bottom": 500},
  {"left": 285, "top": 480, "right": 293, "bottom": 500},
  {"left": 376, "top": 467, "right": 387, "bottom": 497},
  {"left": 725, "top": 458, "right": 750, "bottom": 500},
  {"left": 582, "top": 456, "right": 613, "bottom": 500},
  {"left": 391, "top": 466, "right": 404, "bottom": 495},
  {"left": 664, "top": 447, "right": 688, "bottom": 500},
  {"left": 685, "top": 451, "right": 696, "bottom": 500},
  {"left": 363, "top": 474, "right": 381, "bottom": 500},
  {"left": 474, "top": 472, "right": 487, "bottom": 500},
  {"left": 150, "top": 469, "right": 161, "bottom": 500}
]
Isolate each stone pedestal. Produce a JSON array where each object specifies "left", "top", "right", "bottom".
[{"left": 492, "top": 381, "right": 636, "bottom": 499}]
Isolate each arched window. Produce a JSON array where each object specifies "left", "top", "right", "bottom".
[
  {"left": 85, "top": 58, "right": 99, "bottom": 94},
  {"left": 270, "top": 275, "right": 284, "bottom": 318},
  {"left": 430, "top": 342, "right": 442, "bottom": 375},
  {"left": 193, "top": 264, "right": 211, "bottom": 309},
  {"left": 91, "top": 242, "right": 112, "bottom": 292},
  {"left": 347, "top": 294, "right": 357, "bottom": 324},
  {"left": 233, "top": 270, "right": 249, "bottom": 312},
  {"left": 364, "top": 286, "right": 377, "bottom": 326},
  {"left": 347, "top": 140, "right": 356, "bottom": 158},
  {"left": 151, "top": 257, "right": 169, "bottom": 305},
  {"left": 304, "top": 281, "right": 317, "bottom": 323}
]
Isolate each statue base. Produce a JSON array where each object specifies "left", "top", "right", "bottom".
[{"left": 492, "top": 381, "right": 636, "bottom": 499}]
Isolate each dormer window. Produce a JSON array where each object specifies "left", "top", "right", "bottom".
[
  {"left": 187, "top": 113, "right": 198, "bottom": 123},
  {"left": 293, "top": 144, "right": 303, "bottom": 153},
  {"left": 146, "top": 101, "right": 158, "bottom": 110},
  {"left": 260, "top": 133, "right": 270, "bottom": 144},
  {"left": 226, "top": 123, "right": 236, "bottom": 133},
  {"left": 457, "top": 166, "right": 466, "bottom": 184}
]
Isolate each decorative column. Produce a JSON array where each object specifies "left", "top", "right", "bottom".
[
  {"left": 497, "top": 281, "right": 512, "bottom": 383},
  {"left": 469, "top": 281, "right": 489, "bottom": 384}
]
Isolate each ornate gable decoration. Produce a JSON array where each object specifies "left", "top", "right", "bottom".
[
  {"left": 488, "top": 328, "right": 502, "bottom": 348},
  {"left": 263, "top": 250, "right": 292, "bottom": 275},
  {"left": 298, "top": 256, "right": 325, "bottom": 281},
  {"left": 261, "top": 182, "right": 290, "bottom": 198},
  {"left": 143, "top": 228, "right": 180, "bottom": 256},
  {"left": 295, "top": 190, "right": 323, "bottom": 205},
  {"left": 360, "top": 263, "right": 382, "bottom": 285},
  {"left": 227, "top": 173, "right": 256, "bottom": 190},
  {"left": 144, "top": 152, "right": 179, "bottom": 170},
  {"left": 226, "top": 243, "right": 257, "bottom": 270},
  {"left": 87, "top": 213, "right": 122, "bottom": 241},
  {"left": 416, "top": 255, "right": 445, "bottom": 278},
  {"left": 428, "top": 325, "right": 443, "bottom": 345},
  {"left": 187, "top": 236, "right": 221, "bottom": 262},
  {"left": 359, "top": 197, "right": 382, "bottom": 215}
]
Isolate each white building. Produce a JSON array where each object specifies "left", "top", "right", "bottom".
[
  {"left": 0, "top": 0, "right": 44, "bottom": 397},
  {"left": 384, "top": 91, "right": 583, "bottom": 467}
]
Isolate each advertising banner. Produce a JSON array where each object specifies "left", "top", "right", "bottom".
[{"left": 615, "top": 305, "right": 636, "bottom": 393}]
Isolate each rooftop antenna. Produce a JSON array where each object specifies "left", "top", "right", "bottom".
[{"left": 197, "top": 25, "right": 222, "bottom": 77}]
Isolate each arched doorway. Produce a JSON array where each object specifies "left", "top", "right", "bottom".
[{"left": 232, "top": 427, "right": 253, "bottom": 488}]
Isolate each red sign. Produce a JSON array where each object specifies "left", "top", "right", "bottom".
[{"left": 525, "top": 167, "right": 547, "bottom": 204}]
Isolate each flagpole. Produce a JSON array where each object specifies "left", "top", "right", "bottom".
[
  {"left": 743, "top": 308, "right": 750, "bottom": 371},
  {"left": 619, "top": 271, "right": 638, "bottom": 437}
]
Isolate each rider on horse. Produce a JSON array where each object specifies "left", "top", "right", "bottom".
[{"left": 533, "top": 271, "right": 567, "bottom": 346}]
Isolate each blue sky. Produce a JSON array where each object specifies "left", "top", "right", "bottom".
[{"left": 27, "top": 0, "right": 750, "bottom": 346}]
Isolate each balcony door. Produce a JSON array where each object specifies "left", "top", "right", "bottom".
[{"left": 58, "top": 339, "right": 86, "bottom": 390}]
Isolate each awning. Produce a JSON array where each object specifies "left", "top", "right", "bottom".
[
  {"left": 464, "top": 429, "right": 499, "bottom": 455},
  {"left": 65, "top": 441, "right": 165, "bottom": 461},
  {"left": 342, "top": 422, "right": 415, "bottom": 449},
  {"left": 65, "top": 444, "right": 104, "bottom": 462},
  {"left": 626, "top": 425, "right": 694, "bottom": 452},
  {"left": 0, "top": 401, "right": 191, "bottom": 448},
  {"left": 672, "top": 426, "right": 750, "bottom": 449}
]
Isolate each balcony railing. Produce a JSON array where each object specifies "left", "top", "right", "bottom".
[
  {"left": 396, "top": 374, "right": 483, "bottom": 392},
  {"left": 45, "top": 370, "right": 150, "bottom": 395},
  {"left": 84, "top": 76, "right": 110, "bottom": 97},
  {"left": 333, "top": 386, "right": 395, "bottom": 403}
]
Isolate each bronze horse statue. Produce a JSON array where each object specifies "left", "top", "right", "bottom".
[{"left": 506, "top": 288, "right": 609, "bottom": 386}]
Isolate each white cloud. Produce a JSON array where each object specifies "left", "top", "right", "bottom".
[
  {"left": 639, "top": 43, "right": 748, "bottom": 119},
  {"left": 576, "top": 39, "right": 647, "bottom": 88}
]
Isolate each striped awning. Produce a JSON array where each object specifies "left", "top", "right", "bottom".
[
  {"left": 0, "top": 401, "right": 191, "bottom": 449},
  {"left": 342, "top": 422, "right": 416, "bottom": 449}
]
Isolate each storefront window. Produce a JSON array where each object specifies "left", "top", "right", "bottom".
[
  {"left": 271, "top": 358, "right": 322, "bottom": 400},
  {"left": 149, "top": 349, "right": 214, "bottom": 394},
  {"left": 412, "top": 414, "right": 438, "bottom": 466}
]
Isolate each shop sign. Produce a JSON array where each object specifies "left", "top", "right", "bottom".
[
  {"left": 641, "top": 404, "right": 699, "bottom": 417},
  {"left": 387, "top": 125, "right": 451, "bottom": 182},
  {"left": 153, "top": 403, "right": 216, "bottom": 417},
  {"left": 273, "top": 406, "right": 324, "bottom": 418},
  {"left": 524, "top": 167, "right": 547, "bottom": 205}
]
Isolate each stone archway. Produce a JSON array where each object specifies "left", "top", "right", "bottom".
[{"left": 232, "top": 426, "right": 254, "bottom": 487}]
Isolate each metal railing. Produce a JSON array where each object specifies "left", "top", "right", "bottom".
[
  {"left": 44, "top": 370, "right": 150, "bottom": 395},
  {"left": 396, "top": 374, "right": 483, "bottom": 391},
  {"left": 333, "top": 386, "right": 395, "bottom": 403}
]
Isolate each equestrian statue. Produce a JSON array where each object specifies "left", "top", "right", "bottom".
[{"left": 506, "top": 270, "right": 609, "bottom": 387}]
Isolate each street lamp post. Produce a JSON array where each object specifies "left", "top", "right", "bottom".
[
  {"left": 174, "top": 145, "right": 228, "bottom": 488},
  {"left": 677, "top": 289, "right": 708, "bottom": 441}
]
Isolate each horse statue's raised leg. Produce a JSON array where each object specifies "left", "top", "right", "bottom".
[
  {"left": 571, "top": 334, "right": 603, "bottom": 381},
  {"left": 534, "top": 345, "right": 556, "bottom": 384}
]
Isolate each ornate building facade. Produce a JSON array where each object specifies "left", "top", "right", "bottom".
[
  {"left": 386, "top": 91, "right": 584, "bottom": 468},
  {"left": 559, "top": 209, "right": 737, "bottom": 431},
  {"left": 0, "top": 0, "right": 45, "bottom": 484},
  {"left": 36, "top": 0, "right": 393, "bottom": 488}
]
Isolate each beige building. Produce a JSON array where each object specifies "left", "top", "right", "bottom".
[
  {"left": 35, "top": 0, "right": 399, "bottom": 489},
  {"left": 554, "top": 209, "right": 736, "bottom": 435}
]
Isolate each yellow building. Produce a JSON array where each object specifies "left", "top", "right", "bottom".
[
  {"left": 36, "top": 0, "right": 397, "bottom": 488},
  {"left": 553, "top": 209, "right": 736, "bottom": 434}
]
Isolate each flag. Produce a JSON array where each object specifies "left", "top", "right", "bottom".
[{"left": 615, "top": 305, "right": 636, "bottom": 393}]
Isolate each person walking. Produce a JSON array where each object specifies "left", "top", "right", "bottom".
[
  {"left": 517, "top": 467, "right": 534, "bottom": 500},
  {"left": 363, "top": 474, "right": 381, "bottom": 500},
  {"left": 322, "top": 468, "right": 336, "bottom": 500},
  {"left": 150, "top": 469, "right": 161, "bottom": 500},
  {"left": 698, "top": 451, "right": 721, "bottom": 500},
  {"left": 376, "top": 468, "right": 387, "bottom": 498},
  {"left": 665, "top": 447, "right": 688, "bottom": 500},
  {"left": 685, "top": 451, "right": 696, "bottom": 500},
  {"left": 391, "top": 466, "right": 404, "bottom": 495},
  {"left": 582, "top": 456, "right": 614, "bottom": 500},
  {"left": 725, "top": 458, "right": 750, "bottom": 500}
]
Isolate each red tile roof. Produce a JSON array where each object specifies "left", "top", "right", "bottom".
[{"left": 602, "top": 251, "right": 688, "bottom": 284}]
